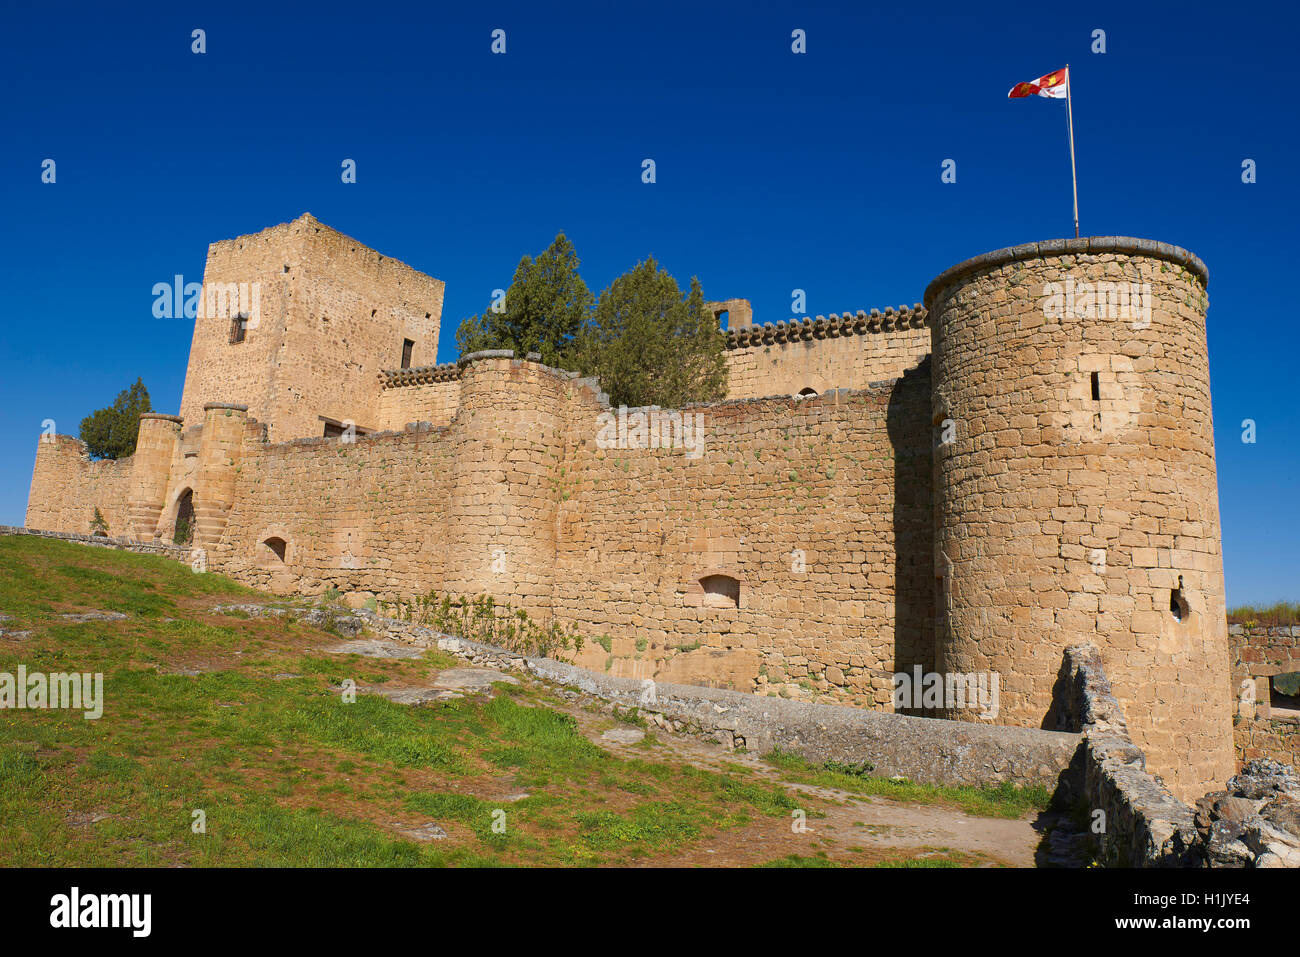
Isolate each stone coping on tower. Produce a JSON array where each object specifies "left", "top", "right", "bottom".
[
  {"left": 139, "top": 413, "right": 184, "bottom": 423},
  {"left": 725, "top": 304, "right": 927, "bottom": 350},
  {"left": 459, "top": 348, "right": 516, "bottom": 363},
  {"left": 202, "top": 402, "right": 249, "bottom": 412},
  {"left": 923, "top": 236, "right": 1209, "bottom": 309}
]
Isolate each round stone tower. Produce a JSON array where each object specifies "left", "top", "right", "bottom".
[
  {"left": 127, "top": 413, "right": 183, "bottom": 539},
  {"left": 442, "top": 353, "right": 567, "bottom": 619},
  {"left": 194, "top": 403, "right": 249, "bottom": 548},
  {"left": 925, "top": 237, "right": 1233, "bottom": 801}
]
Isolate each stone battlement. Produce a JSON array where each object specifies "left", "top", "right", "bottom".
[
  {"left": 379, "top": 362, "right": 462, "bottom": 388},
  {"left": 724, "top": 303, "right": 928, "bottom": 350}
]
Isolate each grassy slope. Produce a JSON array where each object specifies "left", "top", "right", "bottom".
[{"left": 0, "top": 536, "right": 1045, "bottom": 867}]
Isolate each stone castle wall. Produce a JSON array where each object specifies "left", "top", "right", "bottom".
[
  {"left": 1230, "top": 623, "right": 1300, "bottom": 771},
  {"left": 193, "top": 355, "right": 934, "bottom": 706},
  {"left": 24, "top": 223, "right": 1237, "bottom": 800},
  {"left": 210, "top": 421, "right": 457, "bottom": 597},
  {"left": 722, "top": 307, "right": 931, "bottom": 400},
  {"left": 25, "top": 436, "right": 133, "bottom": 537},
  {"left": 552, "top": 368, "right": 933, "bottom": 702}
]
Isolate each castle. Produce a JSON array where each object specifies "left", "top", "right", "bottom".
[{"left": 26, "top": 213, "right": 1235, "bottom": 802}]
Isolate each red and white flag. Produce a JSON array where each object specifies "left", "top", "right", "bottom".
[
  {"left": 1007, "top": 65, "right": 1079, "bottom": 236},
  {"left": 1008, "top": 67, "right": 1069, "bottom": 99}
]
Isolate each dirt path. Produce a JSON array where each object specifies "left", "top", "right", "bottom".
[
  {"left": 320, "top": 630, "right": 1054, "bottom": 867},
  {"left": 557, "top": 693, "right": 1046, "bottom": 867}
]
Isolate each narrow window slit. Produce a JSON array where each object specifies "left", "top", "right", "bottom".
[{"left": 1170, "top": 575, "right": 1189, "bottom": 623}]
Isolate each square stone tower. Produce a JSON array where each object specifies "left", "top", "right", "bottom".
[{"left": 178, "top": 213, "right": 445, "bottom": 441}]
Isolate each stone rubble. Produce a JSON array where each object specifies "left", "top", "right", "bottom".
[{"left": 1195, "top": 759, "right": 1300, "bottom": 868}]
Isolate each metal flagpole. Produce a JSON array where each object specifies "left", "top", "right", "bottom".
[{"left": 1066, "top": 64, "right": 1079, "bottom": 238}]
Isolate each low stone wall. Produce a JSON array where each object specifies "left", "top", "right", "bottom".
[
  {"left": 529, "top": 656, "right": 1080, "bottom": 788},
  {"left": 1056, "top": 642, "right": 1300, "bottom": 867},
  {"left": 0, "top": 526, "right": 192, "bottom": 562},
  {"left": 1228, "top": 623, "right": 1300, "bottom": 771},
  {"left": 353, "top": 609, "right": 1080, "bottom": 789},
  {"left": 1061, "top": 643, "right": 1200, "bottom": 866},
  {"left": 1234, "top": 718, "right": 1300, "bottom": 771}
]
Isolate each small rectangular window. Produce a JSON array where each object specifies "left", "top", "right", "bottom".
[
  {"left": 1090, "top": 371, "right": 1100, "bottom": 401},
  {"left": 230, "top": 315, "right": 249, "bottom": 344},
  {"left": 320, "top": 416, "right": 370, "bottom": 440},
  {"left": 401, "top": 339, "right": 415, "bottom": 369}
]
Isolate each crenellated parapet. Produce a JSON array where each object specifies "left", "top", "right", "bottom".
[
  {"left": 376, "top": 362, "right": 464, "bottom": 430},
  {"left": 725, "top": 303, "right": 928, "bottom": 350},
  {"left": 723, "top": 300, "right": 932, "bottom": 400},
  {"left": 378, "top": 362, "right": 462, "bottom": 389}
]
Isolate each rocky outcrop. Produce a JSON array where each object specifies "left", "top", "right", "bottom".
[{"left": 1195, "top": 759, "right": 1300, "bottom": 867}]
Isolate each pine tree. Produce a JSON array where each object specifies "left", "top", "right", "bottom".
[
  {"left": 455, "top": 233, "right": 593, "bottom": 367},
  {"left": 577, "top": 258, "right": 727, "bottom": 408},
  {"left": 79, "top": 378, "right": 152, "bottom": 459}
]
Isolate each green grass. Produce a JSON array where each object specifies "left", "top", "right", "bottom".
[
  {"left": 0, "top": 536, "right": 818, "bottom": 867},
  {"left": 762, "top": 749, "right": 1051, "bottom": 820},
  {"left": 757, "top": 852, "right": 842, "bottom": 868},
  {"left": 759, "top": 849, "right": 985, "bottom": 868},
  {"left": 0, "top": 535, "right": 1047, "bottom": 867}
]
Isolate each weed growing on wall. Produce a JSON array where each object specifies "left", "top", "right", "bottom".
[{"left": 378, "top": 592, "right": 584, "bottom": 661}]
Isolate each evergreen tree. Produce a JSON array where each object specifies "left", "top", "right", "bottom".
[
  {"left": 455, "top": 233, "right": 593, "bottom": 367},
  {"left": 79, "top": 378, "right": 152, "bottom": 460},
  {"left": 577, "top": 258, "right": 727, "bottom": 409}
]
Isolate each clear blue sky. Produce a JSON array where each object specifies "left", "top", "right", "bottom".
[{"left": 0, "top": 1, "right": 1294, "bottom": 605}]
